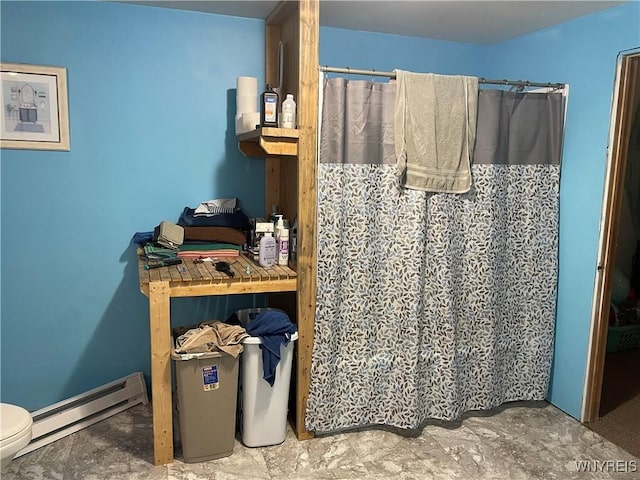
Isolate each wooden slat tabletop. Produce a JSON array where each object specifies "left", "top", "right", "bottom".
[{"left": 138, "top": 250, "right": 296, "bottom": 293}]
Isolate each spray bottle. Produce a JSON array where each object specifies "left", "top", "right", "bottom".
[{"left": 259, "top": 232, "right": 276, "bottom": 268}]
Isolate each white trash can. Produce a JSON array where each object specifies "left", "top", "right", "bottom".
[{"left": 236, "top": 308, "right": 298, "bottom": 447}]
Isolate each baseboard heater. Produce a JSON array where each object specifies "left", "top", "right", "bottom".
[{"left": 16, "top": 372, "right": 148, "bottom": 457}]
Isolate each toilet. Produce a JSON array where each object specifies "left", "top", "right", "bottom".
[{"left": 0, "top": 403, "right": 32, "bottom": 471}]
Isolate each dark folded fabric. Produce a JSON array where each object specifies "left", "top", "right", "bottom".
[
  {"left": 178, "top": 207, "right": 250, "bottom": 229},
  {"left": 182, "top": 226, "right": 246, "bottom": 245},
  {"left": 246, "top": 311, "right": 297, "bottom": 387}
]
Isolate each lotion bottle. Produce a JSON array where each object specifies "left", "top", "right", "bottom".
[
  {"left": 277, "top": 228, "right": 289, "bottom": 266},
  {"left": 259, "top": 232, "right": 276, "bottom": 268},
  {"left": 274, "top": 215, "right": 285, "bottom": 240}
]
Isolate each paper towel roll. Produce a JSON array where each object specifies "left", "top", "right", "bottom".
[
  {"left": 236, "top": 76, "right": 258, "bottom": 97},
  {"left": 236, "top": 95, "right": 257, "bottom": 115}
]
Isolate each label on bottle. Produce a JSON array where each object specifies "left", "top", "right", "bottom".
[
  {"left": 278, "top": 239, "right": 289, "bottom": 265},
  {"left": 264, "top": 94, "right": 278, "bottom": 124},
  {"left": 282, "top": 111, "right": 294, "bottom": 129},
  {"left": 259, "top": 238, "right": 276, "bottom": 267}
]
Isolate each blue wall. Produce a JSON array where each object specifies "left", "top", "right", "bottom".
[
  {"left": 320, "top": 27, "right": 485, "bottom": 76},
  {"left": 1, "top": 2, "right": 266, "bottom": 410},
  {"left": 2, "top": 1, "right": 639, "bottom": 419},
  {"left": 484, "top": 2, "right": 640, "bottom": 419}
]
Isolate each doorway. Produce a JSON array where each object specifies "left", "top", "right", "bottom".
[{"left": 583, "top": 50, "right": 640, "bottom": 457}]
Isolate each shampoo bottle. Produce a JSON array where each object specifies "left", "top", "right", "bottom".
[{"left": 259, "top": 232, "right": 276, "bottom": 268}]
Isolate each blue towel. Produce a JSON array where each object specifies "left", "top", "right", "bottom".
[
  {"left": 246, "top": 310, "right": 297, "bottom": 387},
  {"left": 132, "top": 231, "right": 154, "bottom": 246}
]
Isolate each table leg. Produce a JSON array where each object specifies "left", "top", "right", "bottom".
[{"left": 149, "top": 281, "right": 173, "bottom": 465}]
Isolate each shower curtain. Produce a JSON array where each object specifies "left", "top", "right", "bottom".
[{"left": 306, "top": 77, "right": 565, "bottom": 432}]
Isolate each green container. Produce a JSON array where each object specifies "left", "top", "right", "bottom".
[{"left": 606, "top": 324, "right": 640, "bottom": 353}]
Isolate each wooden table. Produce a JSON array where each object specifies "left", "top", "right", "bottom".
[{"left": 138, "top": 251, "right": 297, "bottom": 465}]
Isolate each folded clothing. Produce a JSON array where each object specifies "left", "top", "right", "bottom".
[
  {"left": 143, "top": 244, "right": 178, "bottom": 260},
  {"left": 177, "top": 250, "right": 240, "bottom": 259},
  {"left": 194, "top": 198, "right": 239, "bottom": 216},
  {"left": 183, "top": 226, "right": 246, "bottom": 245},
  {"left": 179, "top": 243, "right": 242, "bottom": 251},
  {"left": 178, "top": 207, "right": 250, "bottom": 229},
  {"left": 132, "top": 231, "right": 154, "bottom": 246},
  {"left": 177, "top": 242, "right": 242, "bottom": 259}
]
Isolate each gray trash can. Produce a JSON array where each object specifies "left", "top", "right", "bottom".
[{"left": 172, "top": 348, "right": 239, "bottom": 463}]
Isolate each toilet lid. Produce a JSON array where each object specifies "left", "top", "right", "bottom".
[{"left": 0, "top": 404, "right": 32, "bottom": 441}]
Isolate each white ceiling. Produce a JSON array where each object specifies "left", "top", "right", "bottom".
[{"left": 121, "top": 0, "right": 628, "bottom": 45}]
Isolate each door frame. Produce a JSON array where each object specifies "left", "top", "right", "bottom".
[{"left": 582, "top": 49, "right": 640, "bottom": 422}]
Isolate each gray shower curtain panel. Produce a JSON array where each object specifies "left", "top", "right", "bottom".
[{"left": 306, "top": 77, "right": 565, "bottom": 432}]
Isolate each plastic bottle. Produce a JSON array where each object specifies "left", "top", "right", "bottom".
[
  {"left": 261, "top": 85, "right": 279, "bottom": 127},
  {"left": 269, "top": 205, "right": 279, "bottom": 225},
  {"left": 281, "top": 94, "right": 296, "bottom": 129},
  {"left": 274, "top": 215, "right": 285, "bottom": 240},
  {"left": 277, "top": 228, "right": 289, "bottom": 266},
  {"left": 259, "top": 232, "right": 276, "bottom": 268},
  {"left": 290, "top": 216, "right": 298, "bottom": 263}
]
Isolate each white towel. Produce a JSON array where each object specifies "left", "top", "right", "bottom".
[{"left": 394, "top": 70, "right": 478, "bottom": 193}]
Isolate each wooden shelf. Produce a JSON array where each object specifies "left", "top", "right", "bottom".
[
  {"left": 238, "top": 127, "right": 299, "bottom": 157},
  {"left": 138, "top": 251, "right": 297, "bottom": 297}
]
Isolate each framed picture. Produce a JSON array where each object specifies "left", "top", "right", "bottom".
[{"left": 1, "top": 63, "right": 70, "bottom": 151}]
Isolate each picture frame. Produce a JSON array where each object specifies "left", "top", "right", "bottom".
[{"left": 1, "top": 63, "right": 70, "bottom": 151}]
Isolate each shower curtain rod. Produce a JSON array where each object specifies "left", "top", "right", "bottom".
[{"left": 319, "top": 65, "right": 565, "bottom": 90}]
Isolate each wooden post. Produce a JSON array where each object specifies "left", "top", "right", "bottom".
[
  {"left": 295, "top": 0, "right": 319, "bottom": 440},
  {"left": 263, "top": 0, "right": 319, "bottom": 440},
  {"left": 148, "top": 281, "right": 173, "bottom": 465}
]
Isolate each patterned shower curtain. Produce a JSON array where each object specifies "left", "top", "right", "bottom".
[{"left": 306, "top": 77, "right": 565, "bottom": 432}]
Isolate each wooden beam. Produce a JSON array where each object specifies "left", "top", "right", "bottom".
[
  {"left": 148, "top": 281, "right": 173, "bottom": 465},
  {"left": 238, "top": 128, "right": 299, "bottom": 157},
  {"left": 295, "top": 0, "right": 319, "bottom": 440},
  {"left": 237, "top": 127, "right": 299, "bottom": 142},
  {"left": 238, "top": 142, "right": 265, "bottom": 158},
  {"left": 169, "top": 279, "right": 297, "bottom": 297}
]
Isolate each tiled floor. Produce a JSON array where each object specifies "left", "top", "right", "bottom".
[{"left": 4, "top": 401, "right": 639, "bottom": 480}]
